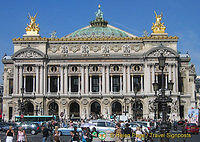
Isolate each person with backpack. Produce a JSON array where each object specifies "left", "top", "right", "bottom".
[{"left": 42, "top": 124, "right": 51, "bottom": 142}]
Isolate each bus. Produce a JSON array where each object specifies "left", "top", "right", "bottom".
[{"left": 15, "top": 115, "right": 56, "bottom": 125}]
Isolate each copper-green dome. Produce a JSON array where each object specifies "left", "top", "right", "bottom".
[
  {"left": 65, "top": 5, "right": 136, "bottom": 38},
  {"left": 66, "top": 25, "right": 136, "bottom": 38}
]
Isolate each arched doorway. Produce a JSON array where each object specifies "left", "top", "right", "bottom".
[
  {"left": 132, "top": 100, "right": 143, "bottom": 120},
  {"left": 112, "top": 101, "right": 122, "bottom": 115},
  {"left": 24, "top": 101, "right": 34, "bottom": 115},
  {"left": 69, "top": 102, "right": 80, "bottom": 119},
  {"left": 48, "top": 101, "right": 59, "bottom": 116},
  {"left": 91, "top": 102, "right": 101, "bottom": 119}
]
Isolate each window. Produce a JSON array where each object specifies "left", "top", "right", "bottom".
[
  {"left": 9, "top": 79, "right": 13, "bottom": 94},
  {"left": 71, "top": 76, "right": 78, "bottom": 92},
  {"left": 113, "top": 76, "right": 120, "bottom": 92},
  {"left": 93, "top": 66, "right": 98, "bottom": 72},
  {"left": 72, "top": 66, "right": 78, "bottom": 72},
  {"left": 132, "top": 75, "right": 141, "bottom": 91},
  {"left": 27, "top": 66, "right": 33, "bottom": 72},
  {"left": 26, "top": 76, "right": 33, "bottom": 92},
  {"left": 50, "top": 66, "right": 57, "bottom": 72},
  {"left": 113, "top": 65, "right": 119, "bottom": 71},
  {"left": 50, "top": 76, "right": 58, "bottom": 92},
  {"left": 158, "top": 74, "right": 166, "bottom": 89},
  {"left": 92, "top": 76, "right": 99, "bottom": 92}
]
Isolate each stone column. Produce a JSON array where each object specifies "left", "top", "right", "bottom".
[
  {"left": 102, "top": 65, "right": 106, "bottom": 94},
  {"left": 169, "top": 64, "right": 172, "bottom": 81},
  {"left": 43, "top": 65, "right": 47, "bottom": 94},
  {"left": 78, "top": 75, "right": 81, "bottom": 93},
  {"left": 173, "top": 65, "right": 176, "bottom": 92},
  {"left": 13, "top": 65, "right": 16, "bottom": 94},
  {"left": 60, "top": 66, "right": 64, "bottom": 94},
  {"left": 69, "top": 76, "right": 71, "bottom": 93},
  {"left": 99, "top": 75, "right": 101, "bottom": 93},
  {"left": 40, "top": 66, "right": 44, "bottom": 94},
  {"left": 19, "top": 66, "right": 23, "bottom": 94},
  {"left": 110, "top": 75, "right": 113, "bottom": 92},
  {"left": 120, "top": 75, "right": 123, "bottom": 92},
  {"left": 123, "top": 65, "right": 127, "bottom": 93},
  {"left": 89, "top": 75, "right": 92, "bottom": 93},
  {"left": 36, "top": 66, "right": 39, "bottom": 93},
  {"left": 127, "top": 65, "right": 131, "bottom": 93},
  {"left": 23, "top": 76, "right": 26, "bottom": 93},
  {"left": 33, "top": 75, "right": 35, "bottom": 92},
  {"left": 175, "top": 64, "right": 178, "bottom": 92},
  {"left": 144, "top": 63, "right": 150, "bottom": 93},
  {"left": 64, "top": 65, "right": 68, "bottom": 94},
  {"left": 141, "top": 75, "right": 144, "bottom": 92},
  {"left": 81, "top": 66, "right": 85, "bottom": 94},
  {"left": 131, "top": 75, "right": 134, "bottom": 92},
  {"left": 15, "top": 65, "right": 19, "bottom": 94},
  {"left": 106, "top": 65, "right": 110, "bottom": 94},
  {"left": 165, "top": 74, "right": 168, "bottom": 89},
  {"left": 151, "top": 65, "right": 155, "bottom": 92},
  {"left": 57, "top": 76, "right": 60, "bottom": 92},
  {"left": 48, "top": 76, "right": 50, "bottom": 93},
  {"left": 85, "top": 65, "right": 89, "bottom": 94}
]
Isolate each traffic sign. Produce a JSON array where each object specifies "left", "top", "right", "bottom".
[
  {"left": 98, "top": 131, "right": 106, "bottom": 140},
  {"left": 20, "top": 115, "right": 24, "bottom": 119}
]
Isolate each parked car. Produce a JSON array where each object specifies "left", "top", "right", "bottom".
[
  {"left": 19, "top": 122, "right": 41, "bottom": 135},
  {"left": 185, "top": 123, "right": 199, "bottom": 134},
  {"left": 130, "top": 122, "right": 149, "bottom": 133},
  {"left": 178, "top": 120, "right": 185, "bottom": 126},
  {"left": 89, "top": 120, "right": 115, "bottom": 142},
  {"left": 134, "top": 121, "right": 155, "bottom": 132},
  {"left": 57, "top": 125, "right": 82, "bottom": 136}
]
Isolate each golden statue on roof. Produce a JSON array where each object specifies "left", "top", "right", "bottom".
[
  {"left": 25, "top": 13, "right": 40, "bottom": 35},
  {"left": 151, "top": 11, "right": 166, "bottom": 33}
]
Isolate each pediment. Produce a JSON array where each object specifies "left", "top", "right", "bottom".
[
  {"left": 145, "top": 47, "right": 178, "bottom": 58},
  {"left": 13, "top": 47, "right": 46, "bottom": 59}
]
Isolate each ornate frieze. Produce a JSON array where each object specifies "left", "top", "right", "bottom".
[
  {"left": 110, "top": 65, "right": 122, "bottom": 73},
  {"left": 110, "top": 44, "right": 121, "bottom": 52},
  {"left": 131, "top": 64, "right": 143, "bottom": 73},
  {"left": 81, "top": 45, "right": 89, "bottom": 55},
  {"left": 148, "top": 49, "right": 176, "bottom": 57},
  {"left": 123, "top": 44, "right": 131, "bottom": 55},
  {"left": 90, "top": 45, "right": 101, "bottom": 52},
  {"left": 132, "top": 44, "right": 142, "bottom": 52},
  {"left": 17, "top": 50, "right": 42, "bottom": 58},
  {"left": 102, "top": 45, "right": 110, "bottom": 56},
  {"left": 61, "top": 45, "right": 68, "bottom": 54},
  {"left": 69, "top": 45, "right": 80, "bottom": 53},
  {"left": 49, "top": 45, "right": 59, "bottom": 53}
]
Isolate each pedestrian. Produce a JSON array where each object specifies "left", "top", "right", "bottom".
[
  {"left": 42, "top": 124, "right": 51, "bottom": 142},
  {"left": 86, "top": 127, "right": 92, "bottom": 142},
  {"left": 114, "top": 123, "right": 122, "bottom": 142},
  {"left": 70, "top": 126, "right": 80, "bottom": 142},
  {"left": 6, "top": 126, "right": 14, "bottom": 142},
  {"left": 91, "top": 127, "right": 100, "bottom": 142},
  {"left": 123, "top": 123, "right": 132, "bottom": 142},
  {"left": 135, "top": 127, "right": 144, "bottom": 142},
  {"left": 17, "top": 127, "right": 27, "bottom": 142},
  {"left": 54, "top": 126, "right": 60, "bottom": 142}
]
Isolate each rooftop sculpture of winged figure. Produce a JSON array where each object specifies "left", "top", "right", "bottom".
[
  {"left": 25, "top": 13, "right": 40, "bottom": 34},
  {"left": 151, "top": 11, "right": 166, "bottom": 33}
]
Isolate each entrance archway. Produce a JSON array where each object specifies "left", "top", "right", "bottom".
[
  {"left": 69, "top": 102, "right": 80, "bottom": 118},
  {"left": 132, "top": 100, "right": 143, "bottom": 119},
  {"left": 24, "top": 101, "right": 34, "bottom": 115},
  {"left": 48, "top": 101, "right": 59, "bottom": 116},
  {"left": 112, "top": 101, "right": 122, "bottom": 115},
  {"left": 91, "top": 102, "right": 101, "bottom": 119}
]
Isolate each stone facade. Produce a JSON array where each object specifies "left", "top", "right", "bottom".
[{"left": 1, "top": 7, "right": 197, "bottom": 121}]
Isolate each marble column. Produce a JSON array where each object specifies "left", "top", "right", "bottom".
[
  {"left": 81, "top": 66, "right": 85, "bottom": 94},
  {"left": 57, "top": 76, "right": 60, "bottom": 92},
  {"left": 123, "top": 65, "right": 127, "bottom": 93},
  {"left": 43, "top": 65, "right": 47, "bottom": 94},
  {"left": 99, "top": 75, "right": 101, "bottom": 93},
  {"left": 141, "top": 75, "right": 144, "bottom": 92},
  {"left": 40, "top": 66, "right": 44, "bottom": 94},
  {"left": 173, "top": 65, "right": 176, "bottom": 92},
  {"left": 36, "top": 66, "right": 39, "bottom": 93},
  {"left": 169, "top": 65, "right": 172, "bottom": 81},
  {"left": 85, "top": 66, "right": 89, "bottom": 94},
  {"left": 33, "top": 75, "right": 35, "bottom": 92},
  {"left": 131, "top": 75, "right": 134, "bottom": 92},
  {"left": 23, "top": 76, "right": 26, "bottom": 93},
  {"left": 19, "top": 66, "right": 23, "bottom": 94},
  {"left": 102, "top": 65, "right": 106, "bottom": 94},
  {"left": 151, "top": 65, "right": 155, "bottom": 92},
  {"left": 15, "top": 65, "right": 19, "bottom": 94},
  {"left": 106, "top": 65, "right": 110, "bottom": 94},
  {"left": 64, "top": 65, "right": 68, "bottom": 94},
  {"left": 165, "top": 74, "right": 168, "bottom": 89},
  {"left": 89, "top": 75, "right": 92, "bottom": 93},
  {"left": 120, "top": 75, "right": 123, "bottom": 93},
  {"left": 48, "top": 76, "right": 50, "bottom": 93},
  {"left": 69, "top": 76, "right": 71, "bottom": 93},
  {"left": 78, "top": 75, "right": 81, "bottom": 93},
  {"left": 110, "top": 75, "right": 113, "bottom": 92},
  {"left": 60, "top": 66, "right": 64, "bottom": 94},
  {"left": 127, "top": 65, "right": 131, "bottom": 93},
  {"left": 144, "top": 64, "right": 150, "bottom": 93}
]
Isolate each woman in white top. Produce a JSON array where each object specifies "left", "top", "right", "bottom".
[{"left": 17, "top": 127, "right": 27, "bottom": 142}]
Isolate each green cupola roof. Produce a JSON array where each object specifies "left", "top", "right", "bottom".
[{"left": 65, "top": 5, "right": 136, "bottom": 38}]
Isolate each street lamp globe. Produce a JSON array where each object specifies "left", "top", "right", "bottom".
[
  {"left": 167, "top": 80, "right": 174, "bottom": 91},
  {"left": 153, "top": 82, "right": 159, "bottom": 92},
  {"left": 158, "top": 53, "right": 166, "bottom": 69}
]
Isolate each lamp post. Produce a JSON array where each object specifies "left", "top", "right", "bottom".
[
  {"left": 153, "top": 53, "right": 173, "bottom": 141},
  {"left": 124, "top": 98, "right": 128, "bottom": 116},
  {"left": 133, "top": 83, "right": 139, "bottom": 121}
]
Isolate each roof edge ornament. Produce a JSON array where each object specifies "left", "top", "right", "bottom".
[{"left": 90, "top": 4, "right": 108, "bottom": 27}]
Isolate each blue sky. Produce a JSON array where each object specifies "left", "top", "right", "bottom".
[{"left": 0, "top": 0, "right": 200, "bottom": 83}]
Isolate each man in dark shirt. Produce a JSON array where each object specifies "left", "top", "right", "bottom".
[
  {"left": 71, "top": 126, "right": 80, "bottom": 142},
  {"left": 123, "top": 123, "right": 132, "bottom": 142},
  {"left": 42, "top": 124, "right": 51, "bottom": 142}
]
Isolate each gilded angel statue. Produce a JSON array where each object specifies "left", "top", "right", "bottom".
[
  {"left": 25, "top": 13, "right": 40, "bottom": 34},
  {"left": 151, "top": 11, "right": 166, "bottom": 33}
]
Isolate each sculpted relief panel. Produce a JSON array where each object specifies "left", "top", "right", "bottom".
[{"left": 148, "top": 49, "right": 176, "bottom": 57}]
